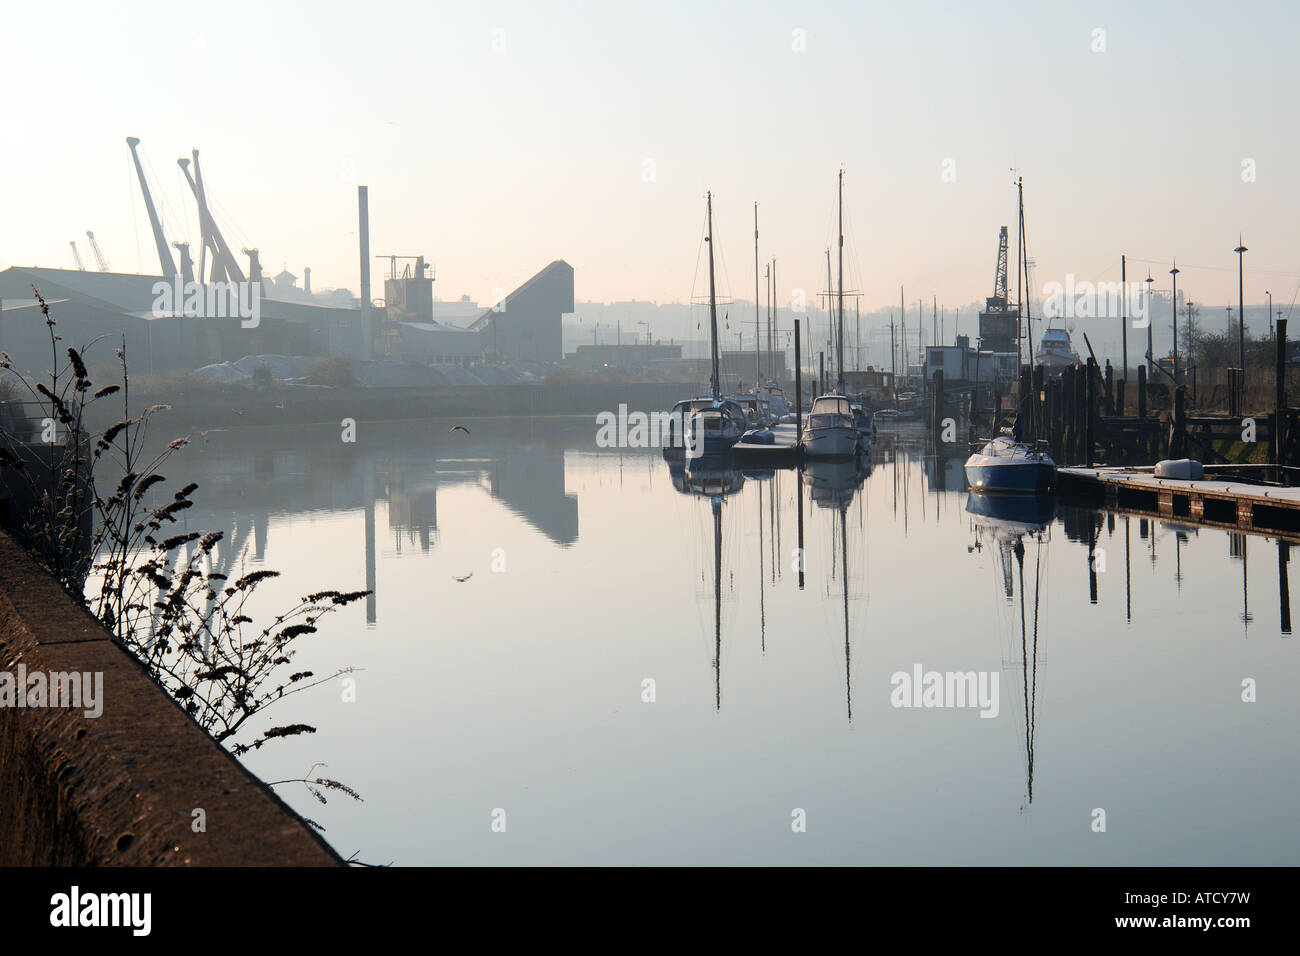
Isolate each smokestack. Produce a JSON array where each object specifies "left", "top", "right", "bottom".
[
  {"left": 358, "top": 186, "right": 372, "bottom": 360},
  {"left": 304, "top": 266, "right": 312, "bottom": 295}
]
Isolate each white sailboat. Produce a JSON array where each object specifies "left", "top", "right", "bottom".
[
  {"left": 802, "top": 169, "right": 863, "bottom": 459},
  {"left": 664, "top": 191, "right": 748, "bottom": 459}
]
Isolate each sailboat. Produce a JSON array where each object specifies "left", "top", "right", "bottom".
[
  {"left": 964, "top": 176, "right": 1057, "bottom": 494},
  {"left": 802, "top": 170, "right": 865, "bottom": 459},
  {"left": 664, "top": 191, "right": 749, "bottom": 460}
]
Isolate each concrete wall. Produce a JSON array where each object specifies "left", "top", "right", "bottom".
[
  {"left": 0, "top": 533, "right": 342, "bottom": 866},
  {"left": 83, "top": 382, "right": 691, "bottom": 430}
]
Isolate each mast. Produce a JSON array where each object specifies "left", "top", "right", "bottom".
[
  {"left": 900, "top": 286, "right": 905, "bottom": 379},
  {"left": 764, "top": 261, "right": 774, "bottom": 382},
  {"left": 707, "top": 191, "right": 720, "bottom": 401},
  {"left": 837, "top": 169, "right": 845, "bottom": 392},
  {"left": 754, "top": 202, "right": 761, "bottom": 383},
  {"left": 824, "top": 249, "right": 834, "bottom": 392},
  {"left": 1015, "top": 177, "right": 1023, "bottom": 368}
]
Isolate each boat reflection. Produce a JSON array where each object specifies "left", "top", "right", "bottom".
[{"left": 966, "top": 492, "right": 1052, "bottom": 810}]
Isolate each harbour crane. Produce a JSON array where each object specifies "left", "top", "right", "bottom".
[
  {"left": 85, "top": 231, "right": 110, "bottom": 272},
  {"left": 177, "top": 149, "right": 244, "bottom": 284},
  {"left": 69, "top": 241, "right": 86, "bottom": 271},
  {"left": 125, "top": 137, "right": 178, "bottom": 278},
  {"left": 172, "top": 241, "right": 195, "bottom": 284}
]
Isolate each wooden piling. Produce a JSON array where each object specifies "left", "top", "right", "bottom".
[
  {"left": 1085, "top": 357, "right": 1096, "bottom": 467},
  {"left": 1276, "top": 317, "right": 1288, "bottom": 466},
  {"left": 1137, "top": 365, "right": 1147, "bottom": 419}
]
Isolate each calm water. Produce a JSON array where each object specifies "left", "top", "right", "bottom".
[{"left": 133, "top": 417, "right": 1300, "bottom": 865}]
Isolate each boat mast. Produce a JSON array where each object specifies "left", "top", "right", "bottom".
[
  {"left": 1015, "top": 177, "right": 1023, "bottom": 369},
  {"left": 707, "top": 191, "right": 720, "bottom": 401},
  {"left": 837, "top": 169, "right": 846, "bottom": 393},
  {"left": 824, "top": 249, "right": 834, "bottom": 391},
  {"left": 753, "top": 202, "right": 761, "bottom": 384},
  {"left": 769, "top": 259, "right": 776, "bottom": 381},
  {"left": 1019, "top": 177, "right": 1035, "bottom": 363}
]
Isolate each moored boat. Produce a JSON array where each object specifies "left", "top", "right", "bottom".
[{"left": 964, "top": 434, "right": 1057, "bottom": 494}]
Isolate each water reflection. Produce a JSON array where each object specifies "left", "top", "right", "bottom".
[
  {"left": 967, "top": 493, "right": 1054, "bottom": 809},
  {"left": 119, "top": 418, "right": 1300, "bottom": 863}
]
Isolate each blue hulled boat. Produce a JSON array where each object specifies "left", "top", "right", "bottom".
[{"left": 963, "top": 435, "right": 1057, "bottom": 494}]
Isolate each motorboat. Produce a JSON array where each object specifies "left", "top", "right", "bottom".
[
  {"left": 1035, "top": 327, "right": 1080, "bottom": 374},
  {"left": 802, "top": 394, "right": 862, "bottom": 458}
]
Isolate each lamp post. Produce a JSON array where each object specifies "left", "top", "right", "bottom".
[
  {"left": 1145, "top": 271, "right": 1155, "bottom": 373},
  {"left": 1235, "top": 236, "right": 1248, "bottom": 374},
  {"left": 1170, "top": 259, "right": 1180, "bottom": 384},
  {"left": 1267, "top": 290, "right": 1274, "bottom": 340}
]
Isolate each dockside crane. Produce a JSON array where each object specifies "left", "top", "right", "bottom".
[
  {"left": 173, "top": 241, "right": 195, "bottom": 284},
  {"left": 69, "top": 241, "right": 86, "bottom": 271},
  {"left": 125, "top": 137, "right": 178, "bottom": 278},
  {"left": 177, "top": 149, "right": 245, "bottom": 284},
  {"left": 992, "top": 224, "right": 1010, "bottom": 307},
  {"left": 86, "top": 231, "right": 110, "bottom": 272}
]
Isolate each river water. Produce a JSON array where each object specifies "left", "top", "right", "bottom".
[{"left": 127, "top": 416, "right": 1300, "bottom": 865}]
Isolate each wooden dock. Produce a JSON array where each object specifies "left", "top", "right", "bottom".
[
  {"left": 729, "top": 423, "right": 803, "bottom": 464},
  {"left": 1059, "top": 465, "right": 1300, "bottom": 536}
]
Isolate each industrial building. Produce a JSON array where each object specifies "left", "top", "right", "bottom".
[{"left": 0, "top": 138, "right": 573, "bottom": 375}]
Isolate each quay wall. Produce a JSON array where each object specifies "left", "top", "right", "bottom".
[
  {"left": 84, "top": 382, "right": 691, "bottom": 430},
  {"left": 0, "top": 532, "right": 342, "bottom": 866}
]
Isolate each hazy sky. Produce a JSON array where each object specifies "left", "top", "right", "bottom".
[{"left": 3, "top": 0, "right": 1297, "bottom": 316}]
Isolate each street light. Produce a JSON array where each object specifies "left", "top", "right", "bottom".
[
  {"left": 1267, "top": 290, "right": 1274, "bottom": 340},
  {"left": 1144, "top": 271, "right": 1155, "bottom": 373},
  {"left": 1170, "top": 259, "right": 1180, "bottom": 384},
  {"left": 1235, "top": 236, "right": 1248, "bottom": 374}
]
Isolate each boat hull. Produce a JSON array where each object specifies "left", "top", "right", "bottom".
[
  {"left": 964, "top": 460, "right": 1057, "bottom": 494},
  {"left": 801, "top": 425, "right": 860, "bottom": 459}
]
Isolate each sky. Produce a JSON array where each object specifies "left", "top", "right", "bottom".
[{"left": 2, "top": 0, "right": 1298, "bottom": 319}]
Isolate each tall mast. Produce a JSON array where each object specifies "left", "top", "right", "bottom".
[
  {"left": 764, "top": 263, "right": 771, "bottom": 380},
  {"left": 707, "top": 191, "right": 720, "bottom": 400},
  {"left": 1019, "top": 176, "right": 1034, "bottom": 362},
  {"left": 754, "top": 202, "right": 761, "bottom": 383},
  {"left": 824, "top": 249, "right": 834, "bottom": 392},
  {"left": 837, "top": 168, "right": 845, "bottom": 392},
  {"left": 764, "top": 261, "right": 774, "bottom": 382},
  {"left": 900, "top": 285, "right": 905, "bottom": 376},
  {"left": 1015, "top": 176, "right": 1024, "bottom": 368}
]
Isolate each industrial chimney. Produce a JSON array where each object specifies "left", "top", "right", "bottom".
[
  {"left": 304, "top": 266, "right": 312, "bottom": 295},
  {"left": 358, "top": 186, "right": 372, "bottom": 360}
]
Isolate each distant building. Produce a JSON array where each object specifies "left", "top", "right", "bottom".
[
  {"left": 566, "top": 342, "right": 683, "bottom": 371},
  {"left": 0, "top": 267, "right": 360, "bottom": 374},
  {"left": 469, "top": 261, "right": 573, "bottom": 362},
  {"left": 0, "top": 259, "right": 575, "bottom": 372},
  {"left": 925, "top": 336, "right": 1018, "bottom": 387}
]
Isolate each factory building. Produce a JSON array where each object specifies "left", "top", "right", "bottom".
[
  {"left": 1, "top": 139, "right": 573, "bottom": 375},
  {"left": 469, "top": 261, "right": 573, "bottom": 362}
]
